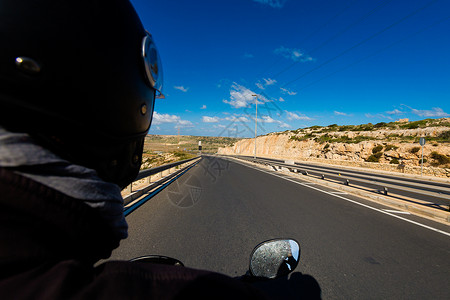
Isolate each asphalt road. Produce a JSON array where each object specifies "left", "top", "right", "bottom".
[{"left": 110, "top": 156, "right": 450, "bottom": 299}]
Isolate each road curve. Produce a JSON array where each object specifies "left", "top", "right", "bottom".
[{"left": 110, "top": 156, "right": 450, "bottom": 299}]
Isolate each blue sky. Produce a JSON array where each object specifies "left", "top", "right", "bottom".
[{"left": 130, "top": 0, "right": 450, "bottom": 138}]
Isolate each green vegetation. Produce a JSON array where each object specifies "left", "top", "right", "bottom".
[
  {"left": 399, "top": 119, "right": 429, "bottom": 129},
  {"left": 293, "top": 118, "right": 450, "bottom": 139},
  {"left": 143, "top": 135, "right": 239, "bottom": 154},
  {"left": 410, "top": 146, "right": 421, "bottom": 154},
  {"left": 338, "top": 125, "right": 355, "bottom": 132},
  {"left": 437, "top": 130, "right": 450, "bottom": 142},
  {"left": 283, "top": 118, "right": 449, "bottom": 167},
  {"left": 366, "top": 145, "right": 384, "bottom": 163},
  {"left": 374, "top": 122, "right": 387, "bottom": 128},
  {"left": 372, "top": 145, "right": 383, "bottom": 154},
  {"left": 384, "top": 144, "right": 398, "bottom": 151},
  {"left": 290, "top": 133, "right": 378, "bottom": 144},
  {"left": 366, "top": 154, "right": 380, "bottom": 163},
  {"left": 390, "top": 158, "right": 399, "bottom": 164},
  {"left": 289, "top": 133, "right": 315, "bottom": 142},
  {"left": 140, "top": 134, "right": 241, "bottom": 170},
  {"left": 288, "top": 117, "right": 450, "bottom": 146},
  {"left": 141, "top": 150, "right": 196, "bottom": 170},
  {"left": 172, "top": 151, "right": 196, "bottom": 161},
  {"left": 430, "top": 151, "right": 450, "bottom": 166}
]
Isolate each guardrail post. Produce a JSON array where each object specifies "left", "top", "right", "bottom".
[
  {"left": 384, "top": 187, "right": 388, "bottom": 195},
  {"left": 128, "top": 184, "right": 132, "bottom": 193},
  {"left": 345, "top": 179, "right": 349, "bottom": 186},
  {"left": 321, "top": 174, "right": 325, "bottom": 180}
]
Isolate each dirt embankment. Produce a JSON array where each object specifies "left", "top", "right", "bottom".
[{"left": 218, "top": 118, "right": 450, "bottom": 178}]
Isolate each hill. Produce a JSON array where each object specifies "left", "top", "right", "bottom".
[
  {"left": 218, "top": 118, "right": 450, "bottom": 178},
  {"left": 140, "top": 135, "right": 239, "bottom": 169}
]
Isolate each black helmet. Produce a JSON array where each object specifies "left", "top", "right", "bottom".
[{"left": 0, "top": 0, "right": 163, "bottom": 187}]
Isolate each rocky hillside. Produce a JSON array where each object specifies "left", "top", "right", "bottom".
[{"left": 218, "top": 118, "right": 450, "bottom": 178}]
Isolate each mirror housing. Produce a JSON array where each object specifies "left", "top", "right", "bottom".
[
  {"left": 130, "top": 255, "right": 184, "bottom": 266},
  {"left": 249, "top": 239, "right": 300, "bottom": 279}
]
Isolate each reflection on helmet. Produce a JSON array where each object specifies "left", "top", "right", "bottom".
[
  {"left": 0, "top": 0, "right": 163, "bottom": 187},
  {"left": 142, "top": 33, "right": 164, "bottom": 99}
]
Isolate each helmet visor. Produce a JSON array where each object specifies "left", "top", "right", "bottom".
[{"left": 142, "top": 32, "right": 164, "bottom": 98}]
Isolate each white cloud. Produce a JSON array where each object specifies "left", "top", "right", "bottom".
[
  {"left": 177, "top": 120, "right": 193, "bottom": 126},
  {"left": 285, "top": 110, "right": 312, "bottom": 121},
  {"left": 274, "top": 46, "right": 314, "bottom": 63},
  {"left": 263, "top": 78, "right": 277, "bottom": 86},
  {"left": 202, "top": 116, "right": 220, "bottom": 123},
  {"left": 386, "top": 109, "right": 403, "bottom": 115},
  {"left": 152, "top": 111, "right": 180, "bottom": 125},
  {"left": 256, "top": 78, "right": 277, "bottom": 90},
  {"left": 278, "top": 122, "right": 291, "bottom": 128},
  {"left": 262, "top": 116, "right": 276, "bottom": 123},
  {"left": 200, "top": 104, "right": 207, "bottom": 109},
  {"left": 260, "top": 115, "right": 291, "bottom": 128},
  {"left": 223, "top": 83, "right": 267, "bottom": 108},
  {"left": 278, "top": 97, "right": 285, "bottom": 102},
  {"left": 152, "top": 111, "right": 192, "bottom": 127},
  {"left": 256, "top": 82, "right": 265, "bottom": 90},
  {"left": 256, "top": 78, "right": 278, "bottom": 90},
  {"left": 280, "top": 87, "right": 297, "bottom": 96},
  {"left": 174, "top": 86, "right": 189, "bottom": 92},
  {"left": 365, "top": 113, "right": 393, "bottom": 120},
  {"left": 225, "top": 116, "right": 250, "bottom": 123},
  {"left": 253, "top": 0, "right": 287, "bottom": 8},
  {"left": 411, "top": 107, "right": 449, "bottom": 117},
  {"left": 334, "top": 111, "right": 352, "bottom": 117}
]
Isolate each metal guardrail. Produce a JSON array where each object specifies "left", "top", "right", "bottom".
[
  {"left": 123, "top": 157, "right": 202, "bottom": 215},
  {"left": 125, "top": 156, "right": 200, "bottom": 194},
  {"left": 135, "top": 156, "right": 199, "bottom": 180},
  {"left": 226, "top": 155, "right": 450, "bottom": 211}
]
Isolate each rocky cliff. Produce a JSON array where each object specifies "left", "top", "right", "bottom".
[{"left": 218, "top": 118, "right": 450, "bottom": 178}]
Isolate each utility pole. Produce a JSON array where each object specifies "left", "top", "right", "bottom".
[{"left": 252, "top": 94, "right": 258, "bottom": 159}]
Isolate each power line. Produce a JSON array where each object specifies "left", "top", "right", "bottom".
[
  {"left": 295, "top": 15, "right": 450, "bottom": 92},
  {"left": 281, "top": 0, "right": 440, "bottom": 88},
  {"left": 272, "top": 0, "right": 396, "bottom": 79},
  {"left": 254, "top": 0, "right": 359, "bottom": 79}
]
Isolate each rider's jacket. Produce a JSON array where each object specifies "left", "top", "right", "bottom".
[{"left": 0, "top": 168, "right": 267, "bottom": 299}]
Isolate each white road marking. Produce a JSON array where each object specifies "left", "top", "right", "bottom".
[
  {"left": 382, "top": 209, "right": 411, "bottom": 215},
  {"left": 329, "top": 192, "right": 349, "bottom": 195},
  {"left": 231, "top": 159, "right": 450, "bottom": 237}
]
